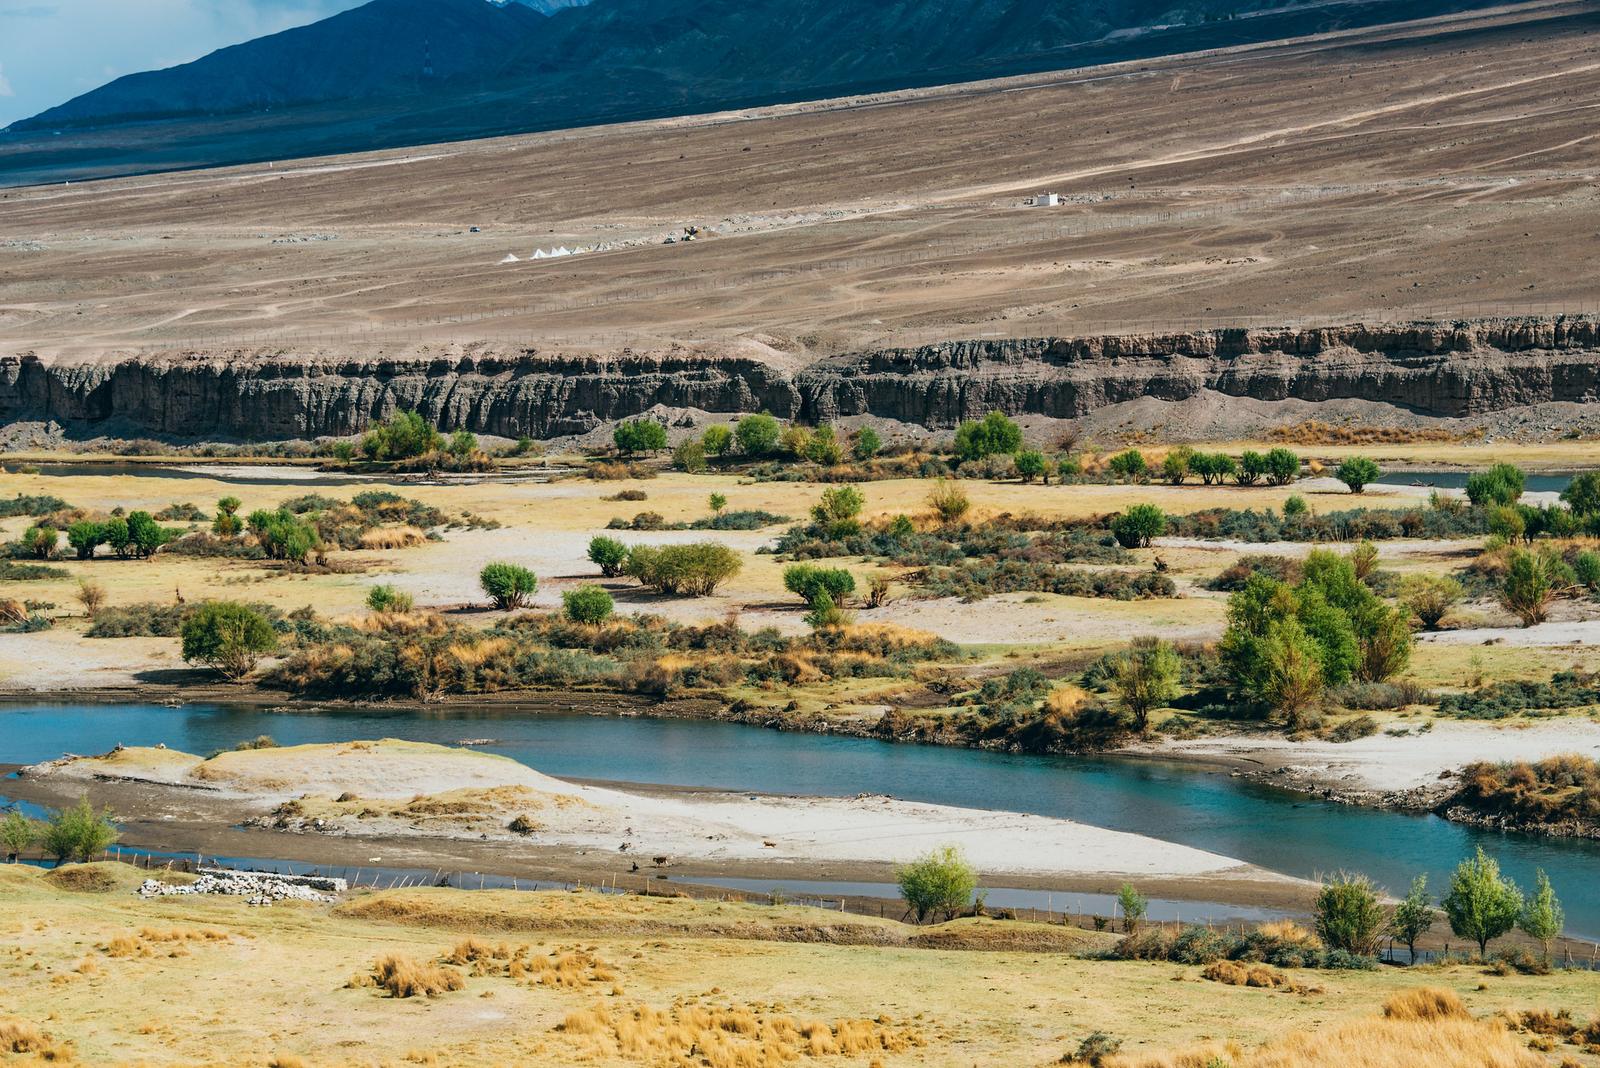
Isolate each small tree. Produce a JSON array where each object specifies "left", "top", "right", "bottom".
[
  {"left": 1116, "top": 882, "right": 1148, "bottom": 934},
  {"left": 926, "top": 480, "right": 970, "bottom": 525},
  {"left": 2, "top": 810, "right": 39, "bottom": 862},
  {"left": 1161, "top": 446, "right": 1193, "bottom": 485},
  {"left": 1399, "top": 575, "right": 1462, "bottom": 630},
  {"left": 1110, "top": 504, "right": 1165, "bottom": 549},
  {"left": 361, "top": 410, "right": 442, "bottom": 461},
  {"left": 1264, "top": 447, "right": 1300, "bottom": 486},
  {"left": 1014, "top": 450, "right": 1046, "bottom": 483},
  {"left": 102, "top": 517, "right": 131, "bottom": 559},
  {"left": 803, "top": 590, "right": 849, "bottom": 630},
  {"left": 562, "top": 584, "right": 615, "bottom": 624},
  {"left": 1259, "top": 619, "right": 1325, "bottom": 729},
  {"left": 672, "top": 437, "right": 707, "bottom": 473},
  {"left": 1282, "top": 494, "right": 1308, "bottom": 519},
  {"left": 67, "top": 520, "right": 104, "bottom": 560},
  {"left": 851, "top": 427, "right": 882, "bottom": 461},
  {"left": 1518, "top": 869, "right": 1563, "bottom": 966},
  {"left": 1559, "top": 471, "right": 1600, "bottom": 517},
  {"left": 734, "top": 413, "right": 781, "bottom": 457},
  {"left": 805, "top": 425, "right": 845, "bottom": 465},
  {"left": 40, "top": 796, "right": 119, "bottom": 865},
  {"left": 953, "top": 412, "right": 1022, "bottom": 461},
  {"left": 896, "top": 845, "right": 978, "bottom": 923},
  {"left": 1500, "top": 548, "right": 1556, "bottom": 627},
  {"left": 1390, "top": 874, "right": 1434, "bottom": 964},
  {"left": 480, "top": 563, "right": 537, "bottom": 610},
  {"left": 76, "top": 579, "right": 107, "bottom": 618},
  {"left": 1466, "top": 464, "right": 1525, "bottom": 507},
  {"left": 1348, "top": 540, "right": 1379, "bottom": 581},
  {"left": 181, "top": 601, "right": 279, "bottom": 680},
  {"left": 1109, "top": 636, "right": 1180, "bottom": 733},
  {"left": 614, "top": 419, "right": 668, "bottom": 455},
  {"left": 1335, "top": 457, "right": 1381, "bottom": 494},
  {"left": 779, "top": 424, "right": 814, "bottom": 459},
  {"left": 783, "top": 564, "right": 856, "bottom": 606},
  {"left": 126, "top": 511, "right": 175, "bottom": 559},
  {"left": 1443, "top": 847, "right": 1522, "bottom": 957},
  {"left": 1236, "top": 450, "right": 1268, "bottom": 486},
  {"left": 1314, "top": 872, "right": 1384, "bottom": 956},
  {"left": 708, "top": 492, "right": 727, "bottom": 514},
  {"left": 1191, "top": 452, "right": 1235, "bottom": 485},
  {"left": 702, "top": 425, "right": 734, "bottom": 457},
  {"left": 588, "top": 536, "right": 629, "bottom": 577},
  {"left": 366, "top": 584, "right": 414, "bottom": 613},
  {"left": 21, "top": 525, "right": 58, "bottom": 559},
  {"left": 812, "top": 485, "right": 865, "bottom": 531},
  {"left": 1107, "top": 449, "right": 1148, "bottom": 483},
  {"left": 213, "top": 496, "right": 244, "bottom": 536}
]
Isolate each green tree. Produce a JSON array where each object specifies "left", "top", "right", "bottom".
[
  {"left": 1399, "top": 575, "right": 1462, "bottom": 630},
  {"left": 805, "top": 425, "right": 845, "bottom": 465},
  {"left": 1282, "top": 494, "right": 1309, "bottom": 519},
  {"left": 101, "top": 516, "right": 131, "bottom": 559},
  {"left": 1109, "top": 636, "right": 1180, "bottom": 733},
  {"left": 672, "top": 437, "right": 707, "bottom": 473},
  {"left": 895, "top": 845, "right": 978, "bottom": 923},
  {"left": 953, "top": 412, "right": 1022, "bottom": 462},
  {"left": 125, "top": 511, "right": 175, "bottom": 559},
  {"left": 1191, "top": 452, "right": 1236, "bottom": 485},
  {"left": 803, "top": 590, "right": 849, "bottom": 630},
  {"left": 734, "top": 413, "right": 782, "bottom": 457},
  {"left": 1107, "top": 449, "right": 1148, "bottom": 483},
  {"left": 1518, "top": 869, "right": 1563, "bottom": 966},
  {"left": 624, "top": 543, "right": 741, "bottom": 596},
  {"left": 1390, "top": 874, "right": 1435, "bottom": 964},
  {"left": 1465, "top": 464, "right": 1525, "bottom": 507},
  {"left": 480, "top": 563, "right": 538, "bottom": 610},
  {"left": 851, "top": 427, "right": 882, "bottom": 461},
  {"left": 247, "top": 508, "right": 320, "bottom": 564},
  {"left": 562, "top": 584, "right": 615, "bottom": 624},
  {"left": 446, "top": 429, "right": 479, "bottom": 459},
  {"left": 1264, "top": 447, "right": 1300, "bottom": 486},
  {"left": 708, "top": 493, "right": 727, "bottom": 514},
  {"left": 614, "top": 419, "right": 668, "bottom": 455},
  {"left": 67, "top": 520, "right": 104, "bottom": 560},
  {"left": 1443, "top": 847, "right": 1523, "bottom": 956},
  {"left": 1335, "top": 456, "right": 1381, "bottom": 494},
  {"left": 587, "top": 536, "right": 629, "bottom": 577},
  {"left": 2, "top": 810, "right": 39, "bottom": 862},
  {"left": 1500, "top": 548, "right": 1556, "bottom": 627},
  {"left": 180, "top": 601, "right": 279, "bottom": 679},
  {"left": 1110, "top": 504, "right": 1165, "bottom": 549},
  {"left": 1236, "top": 450, "right": 1268, "bottom": 486},
  {"left": 1116, "top": 883, "right": 1148, "bottom": 934},
  {"left": 1161, "top": 446, "right": 1194, "bottom": 485},
  {"left": 361, "top": 410, "right": 442, "bottom": 461},
  {"left": 812, "top": 485, "right": 865, "bottom": 532},
  {"left": 783, "top": 564, "right": 855, "bottom": 606},
  {"left": 40, "top": 796, "right": 119, "bottom": 866},
  {"left": 1014, "top": 450, "right": 1046, "bottom": 483},
  {"left": 779, "top": 424, "right": 814, "bottom": 459},
  {"left": 702, "top": 425, "right": 734, "bottom": 457},
  {"left": 1314, "top": 872, "right": 1384, "bottom": 956},
  {"left": 21, "top": 525, "right": 58, "bottom": 559},
  {"left": 365, "top": 584, "right": 414, "bottom": 613},
  {"left": 1559, "top": 471, "right": 1600, "bottom": 517}
]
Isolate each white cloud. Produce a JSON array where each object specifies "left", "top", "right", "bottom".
[{"left": 0, "top": 0, "right": 368, "bottom": 127}]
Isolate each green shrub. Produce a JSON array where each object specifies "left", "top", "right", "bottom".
[
  {"left": 1110, "top": 504, "right": 1165, "bottom": 548},
  {"left": 562, "top": 585, "right": 615, "bottom": 624},
  {"left": 1109, "top": 637, "right": 1180, "bottom": 733},
  {"left": 1466, "top": 464, "right": 1525, "bottom": 507},
  {"left": 366, "top": 584, "right": 414, "bottom": 613},
  {"left": 850, "top": 427, "right": 882, "bottom": 461},
  {"left": 0, "top": 493, "right": 69, "bottom": 518},
  {"left": 614, "top": 419, "right": 668, "bottom": 455},
  {"left": 480, "top": 563, "right": 538, "bottom": 610},
  {"left": 734, "top": 413, "right": 781, "bottom": 457},
  {"left": 1014, "top": 450, "right": 1047, "bottom": 483},
  {"left": 1107, "top": 449, "right": 1148, "bottom": 483},
  {"left": 1265, "top": 447, "right": 1300, "bottom": 485},
  {"left": 1335, "top": 456, "right": 1381, "bottom": 493},
  {"left": 1314, "top": 872, "right": 1385, "bottom": 955},
  {"left": 926, "top": 480, "right": 970, "bottom": 524},
  {"left": 67, "top": 520, "right": 104, "bottom": 560},
  {"left": 1399, "top": 574, "right": 1462, "bottom": 630},
  {"left": 2, "top": 809, "right": 40, "bottom": 860},
  {"left": 592, "top": 534, "right": 627, "bottom": 575},
  {"left": 805, "top": 425, "right": 845, "bottom": 465},
  {"left": 624, "top": 543, "right": 741, "bottom": 596},
  {"left": 1190, "top": 452, "right": 1235, "bottom": 485},
  {"left": 1390, "top": 875, "right": 1435, "bottom": 963},
  {"left": 1499, "top": 548, "right": 1556, "bottom": 626},
  {"left": 19, "top": 525, "right": 58, "bottom": 559},
  {"left": 361, "top": 410, "right": 442, "bottom": 461},
  {"left": 953, "top": 412, "right": 1021, "bottom": 461},
  {"left": 213, "top": 496, "right": 243, "bottom": 536},
  {"left": 40, "top": 796, "right": 119, "bottom": 864},
  {"left": 180, "top": 601, "right": 279, "bottom": 679},
  {"left": 702, "top": 425, "right": 734, "bottom": 456},
  {"left": 1560, "top": 471, "right": 1600, "bottom": 517},
  {"left": 783, "top": 564, "right": 856, "bottom": 605},
  {"left": 1282, "top": 495, "right": 1308, "bottom": 519},
  {"left": 811, "top": 485, "right": 864, "bottom": 534},
  {"left": 672, "top": 437, "right": 707, "bottom": 473},
  {"left": 895, "top": 845, "right": 977, "bottom": 923},
  {"left": 1236, "top": 450, "right": 1268, "bottom": 486},
  {"left": 246, "top": 508, "right": 320, "bottom": 563}
]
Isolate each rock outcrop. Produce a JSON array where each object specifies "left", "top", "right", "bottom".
[{"left": 2, "top": 318, "right": 1597, "bottom": 441}]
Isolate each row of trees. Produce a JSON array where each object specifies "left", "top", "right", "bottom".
[
  {"left": 1108, "top": 446, "right": 1303, "bottom": 487},
  {"left": 620, "top": 413, "right": 887, "bottom": 468},
  {"left": 2, "top": 797, "right": 119, "bottom": 865},
  {"left": 23, "top": 511, "right": 180, "bottom": 561}
]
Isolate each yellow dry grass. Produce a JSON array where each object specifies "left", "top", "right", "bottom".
[
  {"left": 0, "top": 1016, "right": 75, "bottom": 1062},
  {"left": 358, "top": 525, "right": 428, "bottom": 549},
  {"left": 356, "top": 954, "right": 467, "bottom": 999}
]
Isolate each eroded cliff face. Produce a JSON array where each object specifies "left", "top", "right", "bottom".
[{"left": 2, "top": 319, "right": 1596, "bottom": 440}]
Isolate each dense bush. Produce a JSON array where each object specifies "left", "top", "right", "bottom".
[
  {"left": 361, "top": 410, "right": 442, "bottom": 461},
  {"left": 1454, "top": 754, "right": 1600, "bottom": 827},
  {"left": 0, "top": 493, "right": 69, "bottom": 519},
  {"left": 614, "top": 418, "right": 669, "bottom": 455},
  {"left": 40, "top": 796, "right": 119, "bottom": 864},
  {"left": 783, "top": 564, "right": 856, "bottom": 605},
  {"left": 624, "top": 543, "right": 741, "bottom": 596},
  {"left": 562, "top": 584, "right": 615, "bottom": 624},
  {"left": 1466, "top": 464, "right": 1525, "bottom": 507},
  {"left": 480, "top": 563, "right": 538, "bottom": 609},
  {"left": 1113, "top": 921, "right": 1368, "bottom": 969},
  {"left": 1438, "top": 671, "right": 1600, "bottom": 719},
  {"left": 366, "top": 584, "right": 414, "bottom": 613},
  {"left": 1110, "top": 504, "right": 1165, "bottom": 548},
  {"left": 734, "top": 413, "right": 782, "bottom": 457},
  {"left": 588, "top": 536, "right": 629, "bottom": 577},
  {"left": 1336, "top": 456, "right": 1381, "bottom": 493},
  {"left": 895, "top": 845, "right": 977, "bottom": 923},
  {"left": 247, "top": 508, "right": 321, "bottom": 563},
  {"left": 1207, "top": 553, "right": 1303, "bottom": 592},
  {"left": 180, "top": 601, "right": 279, "bottom": 679},
  {"left": 1164, "top": 503, "right": 1486, "bottom": 542},
  {"left": 953, "top": 412, "right": 1022, "bottom": 462}
]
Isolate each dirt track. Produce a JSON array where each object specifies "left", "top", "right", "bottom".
[{"left": 1, "top": 0, "right": 1598, "bottom": 365}]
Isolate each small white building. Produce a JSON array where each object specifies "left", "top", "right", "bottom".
[{"left": 1031, "top": 192, "right": 1060, "bottom": 207}]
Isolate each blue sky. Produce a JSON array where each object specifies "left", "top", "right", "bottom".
[{"left": 0, "top": 0, "right": 368, "bottom": 128}]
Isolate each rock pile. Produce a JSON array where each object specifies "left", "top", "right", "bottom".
[{"left": 137, "top": 868, "right": 347, "bottom": 906}]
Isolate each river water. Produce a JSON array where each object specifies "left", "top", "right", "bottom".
[{"left": 5, "top": 702, "right": 1598, "bottom": 935}]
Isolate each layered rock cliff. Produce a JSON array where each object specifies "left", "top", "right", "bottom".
[{"left": 2, "top": 318, "right": 1597, "bottom": 441}]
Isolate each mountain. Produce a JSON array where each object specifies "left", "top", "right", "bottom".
[
  {"left": 16, "top": 0, "right": 548, "bottom": 128},
  {"left": 1, "top": 0, "right": 1521, "bottom": 181}
]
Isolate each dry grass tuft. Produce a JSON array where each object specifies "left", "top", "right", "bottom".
[
  {"left": 0, "top": 1017, "right": 75, "bottom": 1062},
  {"left": 266, "top": 1055, "right": 309, "bottom": 1068},
  {"left": 103, "top": 934, "right": 149, "bottom": 959},
  {"left": 137, "top": 926, "right": 230, "bottom": 944},
  {"left": 358, "top": 525, "right": 427, "bottom": 549},
  {"left": 1381, "top": 987, "right": 1469, "bottom": 1022},
  {"left": 557, "top": 1000, "right": 921, "bottom": 1067},
  {"left": 1201, "top": 960, "right": 1295, "bottom": 990},
  {"left": 362, "top": 955, "right": 466, "bottom": 999}
]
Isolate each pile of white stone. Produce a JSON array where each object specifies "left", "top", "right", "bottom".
[{"left": 136, "top": 867, "right": 347, "bottom": 906}]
